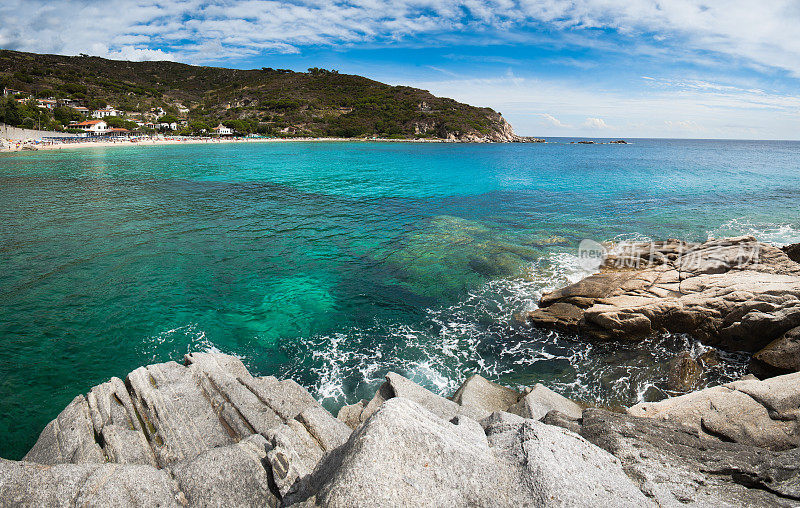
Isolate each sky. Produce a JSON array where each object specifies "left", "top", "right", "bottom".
[{"left": 2, "top": 1, "right": 800, "bottom": 139}]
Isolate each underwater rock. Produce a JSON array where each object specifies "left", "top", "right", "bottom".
[
  {"left": 373, "top": 214, "right": 543, "bottom": 299},
  {"left": 528, "top": 236, "right": 800, "bottom": 352},
  {"left": 666, "top": 352, "right": 703, "bottom": 392}
]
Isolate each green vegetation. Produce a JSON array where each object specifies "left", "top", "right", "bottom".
[{"left": 0, "top": 49, "right": 511, "bottom": 139}]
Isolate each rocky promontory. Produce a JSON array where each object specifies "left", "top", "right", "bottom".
[
  {"left": 527, "top": 236, "right": 800, "bottom": 377},
  {"left": 2, "top": 351, "right": 800, "bottom": 506}
]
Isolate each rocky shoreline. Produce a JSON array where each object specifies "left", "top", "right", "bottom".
[
  {"left": 527, "top": 236, "right": 800, "bottom": 378},
  {"left": 2, "top": 236, "right": 799, "bottom": 507},
  {"left": 1, "top": 351, "right": 797, "bottom": 506}
]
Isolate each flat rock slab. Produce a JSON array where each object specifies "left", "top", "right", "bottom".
[
  {"left": 573, "top": 408, "right": 800, "bottom": 507},
  {"left": 629, "top": 372, "right": 800, "bottom": 451},
  {"left": 527, "top": 236, "right": 800, "bottom": 352}
]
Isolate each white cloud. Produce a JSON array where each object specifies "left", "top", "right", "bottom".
[
  {"left": 1, "top": 0, "right": 800, "bottom": 77},
  {"left": 404, "top": 74, "right": 800, "bottom": 139},
  {"left": 582, "top": 117, "right": 609, "bottom": 129},
  {"left": 540, "top": 113, "right": 571, "bottom": 128}
]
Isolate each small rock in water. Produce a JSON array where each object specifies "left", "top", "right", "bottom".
[
  {"left": 697, "top": 349, "right": 721, "bottom": 368},
  {"left": 666, "top": 352, "right": 703, "bottom": 392}
]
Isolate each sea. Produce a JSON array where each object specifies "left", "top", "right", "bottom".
[{"left": 1, "top": 138, "right": 799, "bottom": 459}]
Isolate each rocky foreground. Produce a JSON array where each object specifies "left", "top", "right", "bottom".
[
  {"left": 528, "top": 236, "right": 800, "bottom": 377},
  {"left": 1, "top": 351, "right": 799, "bottom": 507}
]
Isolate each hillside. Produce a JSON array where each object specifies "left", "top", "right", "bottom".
[{"left": 0, "top": 49, "right": 516, "bottom": 141}]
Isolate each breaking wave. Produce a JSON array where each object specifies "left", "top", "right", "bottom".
[
  {"left": 278, "top": 250, "right": 748, "bottom": 413},
  {"left": 708, "top": 218, "right": 800, "bottom": 246}
]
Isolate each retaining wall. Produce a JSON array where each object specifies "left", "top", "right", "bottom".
[{"left": 0, "top": 123, "right": 79, "bottom": 140}]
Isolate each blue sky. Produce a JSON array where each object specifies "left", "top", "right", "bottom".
[{"left": 2, "top": 1, "right": 800, "bottom": 139}]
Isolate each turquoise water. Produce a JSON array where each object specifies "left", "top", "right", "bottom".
[{"left": 2, "top": 139, "right": 800, "bottom": 459}]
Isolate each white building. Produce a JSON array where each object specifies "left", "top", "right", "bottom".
[
  {"left": 92, "top": 108, "right": 118, "bottom": 118},
  {"left": 71, "top": 119, "right": 108, "bottom": 134},
  {"left": 212, "top": 124, "right": 233, "bottom": 136}
]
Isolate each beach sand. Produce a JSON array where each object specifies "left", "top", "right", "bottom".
[{"left": 0, "top": 135, "right": 452, "bottom": 153}]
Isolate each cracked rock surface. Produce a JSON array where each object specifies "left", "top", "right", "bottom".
[
  {"left": 2, "top": 354, "right": 799, "bottom": 507},
  {"left": 629, "top": 371, "right": 800, "bottom": 451},
  {"left": 527, "top": 236, "right": 800, "bottom": 352}
]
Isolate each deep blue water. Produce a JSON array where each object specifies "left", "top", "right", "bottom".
[{"left": 1, "top": 138, "right": 799, "bottom": 459}]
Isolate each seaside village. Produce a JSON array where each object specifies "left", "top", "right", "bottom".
[{"left": 0, "top": 87, "right": 235, "bottom": 150}]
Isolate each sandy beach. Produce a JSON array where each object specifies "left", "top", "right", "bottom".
[{"left": 0, "top": 135, "right": 457, "bottom": 153}]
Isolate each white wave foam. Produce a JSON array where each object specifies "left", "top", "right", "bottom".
[
  {"left": 708, "top": 218, "right": 800, "bottom": 246},
  {"left": 281, "top": 250, "right": 746, "bottom": 411},
  {"left": 141, "top": 323, "right": 238, "bottom": 363}
]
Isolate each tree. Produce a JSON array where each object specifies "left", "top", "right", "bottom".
[
  {"left": 53, "top": 106, "right": 82, "bottom": 125},
  {"left": 2, "top": 97, "right": 21, "bottom": 126},
  {"left": 106, "top": 116, "right": 138, "bottom": 130},
  {"left": 86, "top": 98, "right": 106, "bottom": 111},
  {"left": 188, "top": 120, "right": 209, "bottom": 134}
]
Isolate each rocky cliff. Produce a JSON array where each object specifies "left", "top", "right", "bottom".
[{"left": 2, "top": 351, "right": 799, "bottom": 506}]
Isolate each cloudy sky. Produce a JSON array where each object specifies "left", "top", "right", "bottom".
[{"left": 2, "top": 0, "right": 800, "bottom": 139}]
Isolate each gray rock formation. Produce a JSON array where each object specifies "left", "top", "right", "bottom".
[
  {"left": 337, "top": 371, "right": 491, "bottom": 428},
  {"left": 291, "top": 398, "right": 649, "bottom": 507},
  {"left": 10, "top": 352, "right": 356, "bottom": 506},
  {"left": 750, "top": 326, "right": 800, "bottom": 378},
  {"left": 0, "top": 459, "right": 183, "bottom": 507},
  {"left": 629, "top": 372, "right": 800, "bottom": 451},
  {"left": 450, "top": 373, "right": 522, "bottom": 413},
  {"left": 569, "top": 409, "right": 800, "bottom": 507},
  {"left": 4, "top": 352, "right": 799, "bottom": 506},
  {"left": 507, "top": 383, "right": 583, "bottom": 420},
  {"left": 527, "top": 236, "right": 800, "bottom": 352}
]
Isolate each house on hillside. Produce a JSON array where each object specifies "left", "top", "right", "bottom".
[
  {"left": 71, "top": 119, "right": 108, "bottom": 134},
  {"left": 159, "top": 122, "right": 178, "bottom": 131},
  {"left": 73, "top": 106, "right": 90, "bottom": 116},
  {"left": 212, "top": 124, "right": 233, "bottom": 136},
  {"left": 37, "top": 99, "right": 57, "bottom": 110},
  {"left": 92, "top": 108, "right": 118, "bottom": 118}
]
